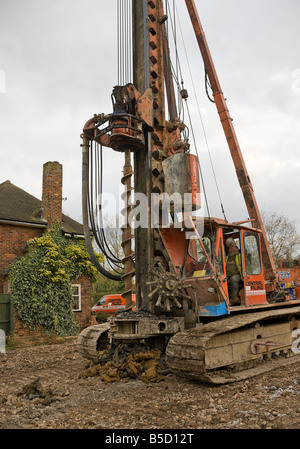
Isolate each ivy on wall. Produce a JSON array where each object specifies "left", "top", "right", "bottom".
[{"left": 9, "top": 223, "right": 101, "bottom": 336}]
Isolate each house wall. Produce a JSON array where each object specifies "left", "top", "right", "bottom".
[
  {"left": 0, "top": 222, "right": 95, "bottom": 339},
  {"left": 11, "top": 274, "right": 95, "bottom": 345},
  {"left": 74, "top": 275, "right": 96, "bottom": 330},
  {"left": 0, "top": 223, "right": 42, "bottom": 294}
]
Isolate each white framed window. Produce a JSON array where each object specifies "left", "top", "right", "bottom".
[{"left": 71, "top": 284, "right": 81, "bottom": 311}]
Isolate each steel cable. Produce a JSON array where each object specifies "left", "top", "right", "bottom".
[
  {"left": 167, "top": 0, "right": 227, "bottom": 222},
  {"left": 117, "top": 0, "right": 133, "bottom": 85}
]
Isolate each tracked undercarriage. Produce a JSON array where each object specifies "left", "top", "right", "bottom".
[
  {"left": 77, "top": 322, "right": 111, "bottom": 363},
  {"left": 166, "top": 305, "right": 300, "bottom": 384},
  {"left": 77, "top": 304, "right": 300, "bottom": 383}
]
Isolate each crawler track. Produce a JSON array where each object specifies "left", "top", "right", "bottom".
[
  {"left": 76, "top": 323, "right": 110, "bottom": 363},
  {"left": 166, "top": 306, "right": 300, "bottom": 384}
]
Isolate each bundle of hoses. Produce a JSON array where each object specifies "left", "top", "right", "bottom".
[{"left": 82, "top": 136, "right": 123, "bottom": 281}]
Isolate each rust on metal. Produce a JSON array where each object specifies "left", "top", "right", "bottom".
[
  {"left": 184, "top": 0, "right": 277, "bottom": 288},
  {"left": 121, "top": 149, "right": 135, "bottom": 309}
]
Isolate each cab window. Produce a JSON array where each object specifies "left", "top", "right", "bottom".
[
  {"left": 187, "top": 236, "right": 213, "bottom": 276},
  {"left": 194, "top": 237, "right": 212, "bottom": 274},
  {"left": 243, "top": 233, "right": 261, "bottom": 275},
  {"left": 196, "top": 237, "right": 211, "bottom": 262}
]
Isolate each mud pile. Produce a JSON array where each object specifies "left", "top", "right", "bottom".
[
  {"left": 18, "top": 377, "right": 53, "bottom": 405},
  {"left": 79, "top": 344, "right": 166, "bottom": 384}
]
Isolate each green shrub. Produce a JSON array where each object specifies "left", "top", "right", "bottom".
[{"left": 9, "top": 222, "right": 101, "bottom": 336}]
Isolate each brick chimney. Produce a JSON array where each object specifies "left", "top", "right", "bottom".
[{"left": 42, "top": 161, "right": 63, "bottom": 227}]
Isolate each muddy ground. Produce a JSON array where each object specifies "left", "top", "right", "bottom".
[{"left": 0, "top": 339, "right": 299, "bottom": 431}]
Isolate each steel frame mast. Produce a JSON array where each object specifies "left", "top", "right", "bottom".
[{"left": 132, "top": 0, "right": 176, "bottom": 310}]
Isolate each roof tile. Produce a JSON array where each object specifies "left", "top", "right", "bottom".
[{"left": 0, "top": 180, "right": 84, "bottom": 235}]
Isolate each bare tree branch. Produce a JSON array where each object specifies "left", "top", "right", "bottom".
[{"left": 261, "top": 210, "right": 300, "bottom": 266}]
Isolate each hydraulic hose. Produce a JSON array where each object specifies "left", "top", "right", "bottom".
[{"left": 82, "top": 134, "right": 122, "bottom": 281}]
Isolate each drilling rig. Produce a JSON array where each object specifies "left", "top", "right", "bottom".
[{"left": 77, "top": 0, "right": 300, "bottom": 384}]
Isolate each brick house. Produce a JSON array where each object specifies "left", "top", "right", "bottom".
[{"left": 0, "top": 161, "right": 95, "bottom": 338}]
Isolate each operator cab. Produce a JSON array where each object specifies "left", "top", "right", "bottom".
[
  {"left": 159, "top": 217, "right": 269, "bottom": 318},
  {"left": 221, "top": 225, "right": 268, "bottom": 307},
  {"left": 183, "top": 218, "right": 268, "bottom": 316}
]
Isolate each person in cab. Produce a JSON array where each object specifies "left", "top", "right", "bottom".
[{"left": 225, "top": 238, "right": 243, "bottom": 306}]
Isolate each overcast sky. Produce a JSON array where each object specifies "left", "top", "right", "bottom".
[{"left": 0, "top": 0, "right": 299, "bottom": 235}]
